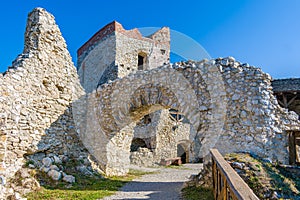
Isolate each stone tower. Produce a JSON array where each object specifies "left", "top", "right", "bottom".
[{"left": 77, "top": 21, "right": 170, "bottom": 93}]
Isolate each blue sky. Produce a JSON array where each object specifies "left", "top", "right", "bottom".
[{"left": 0, "top": 0, "right": 299, "bottom": 78}]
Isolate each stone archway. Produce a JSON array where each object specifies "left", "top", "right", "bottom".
[
  {"left": 177, "top": 143, "right": 188, "bottom": 164},
  {"left": 74, "top": 62, "right": 227, "bottom": 176}
]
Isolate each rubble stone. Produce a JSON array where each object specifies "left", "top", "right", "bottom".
[
  {"left": 42, "top": 157, "right": 52, "bottom": 167},
  {"left": 63, "top": 174, "right": 75, "bottom": 183},
  {"left": 47, "top": 170, "right": 61, "bottom": 181}
]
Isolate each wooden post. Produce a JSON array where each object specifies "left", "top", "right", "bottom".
[
  {"left": 289, "top": 131, "right": 296, "bottom": 165},
  {"left": 283, "top": 94, "right": 288, "bottom": 108},
  {"left": 287, "top": 94, "right": 297, "bottom": 107}
]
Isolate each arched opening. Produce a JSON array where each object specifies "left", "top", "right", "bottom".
[
  {"left": 177, "top": 142, "right": 189, "bottom": 164},
  {"left": 90, "top": 69, "right": 209, "bottom": 175},
  {"left": 177, "top": 144, "right": 186, "bottom": 163},
  {"left": 130, "top": 138, "right": 147, "bottom": 152}
]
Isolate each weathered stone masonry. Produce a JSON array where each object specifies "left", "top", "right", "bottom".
[
  {"left": 272, "top": 78, "right": 300, "bottom": 118},
  {"left": 77, "top": 21, "right": 170, "bottom": 93},
  {"left": 76, "top": 21, "right": 189, "bottom": 168},
  {"left": 0, "top": 7, "right": 300, "bottom": 199},
  {"left": 272, "top": 78, "right": 300, "bottom": 165},
  {"left": 78, "top": 58, "right": 300, "bottom": 176},
  {"left": 0, "top": 8, "right": 85, "bottom": 198}
]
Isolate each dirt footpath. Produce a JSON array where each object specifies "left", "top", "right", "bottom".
[{"left": 102, "top": 163, "right": 203, "bottom": 200}]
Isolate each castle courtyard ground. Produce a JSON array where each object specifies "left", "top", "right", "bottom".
[{"left": 103, "top": 163, "right": 203, "bottom": 200}]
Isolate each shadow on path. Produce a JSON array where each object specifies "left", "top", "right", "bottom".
[{"left": 103, "top": 163, "right": 203, "bottom": 200}]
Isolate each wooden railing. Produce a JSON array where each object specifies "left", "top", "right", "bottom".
[{"left": 211, "top": 149, "right": 259, "bottom": 200}]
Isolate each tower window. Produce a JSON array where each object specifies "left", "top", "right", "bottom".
[
  {"left": 169, "top": 109, "right": 184, "bottom": 122},
  {"left": 138, "top": 52, "right": 147, "bottom": 70}
]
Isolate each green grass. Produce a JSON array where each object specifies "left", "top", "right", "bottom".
[
  {"left": 262, "top": 162, "right": 299, "bottom": 197},
  {"left": 25, "top": 160, "right": 35, "bottom": 167},
  {"left": 164, "top": 165, "right": 190, "bottom": 170},
  {"left": 181, "top": 186, "right": 214, "bottom": 200},
  {"left": 127, "top": 168, "right": 156, "bottom": 176},
  {"left": 225, "top": 153, "right": 300, "bottom": 199},
  {"left": 25, "top": 169, "right": 154, "bottom": 200},
  {"left": 248, "top": 176, "right": 261, "bottom": 191}
]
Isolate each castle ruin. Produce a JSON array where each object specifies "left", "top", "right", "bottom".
[
  {"left": 0, "top": 8, "right": 299, "bottom": 199},
  {"left": 76, "top": 21, "right": 194, "bottom": 168}
]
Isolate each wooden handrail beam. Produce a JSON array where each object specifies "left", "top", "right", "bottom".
[{"left": 210, "top": 149, "right": 259, "bottom": 200}]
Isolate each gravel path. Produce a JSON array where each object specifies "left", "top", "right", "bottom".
[{"left": 103, "top": 163, "right": 203, "bottom": 200}]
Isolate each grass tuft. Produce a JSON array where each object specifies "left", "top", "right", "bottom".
[{"left": 181, "top": 186, "right": 214, "bottom": 200}]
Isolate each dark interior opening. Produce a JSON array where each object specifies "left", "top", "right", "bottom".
[
  {"left": 177, "top": 144, "right": 187, "bottom": 164},
  {"left": 130, "top": 138, "right": 147, "bottom": 152},
  {"left": 136, "top": 114, "right": 152, "bottom": 126},
  {"left": 138, "top": 55, "right": 145, "bottom": 70},
  {"left": 143, "top": 114, "right": 151, "bottom": 124}
]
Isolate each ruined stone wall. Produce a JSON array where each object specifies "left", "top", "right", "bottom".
[
  {"left": 212, "top": 58, "right": 299, "bottom": 163},
  {"left": 130, "top": 148, "right": 155, "bottom": 167},
  {"left": 146, "top": 27, "right": 170, "bottom": 68},
  {"left": 80, "top": 58, "right": 300, "bottom": 175},
  {"left": 152, "top": 109, "right": 191, "bottom": 162},
  {"left": 174, "top": 122, "right": 195, "bottom": 162},
  {"left": 0, "top": 8, "right": 85, "bottom": 198},
  {"left": 130, "top": 109, "right": 192, "bottom": 166}
]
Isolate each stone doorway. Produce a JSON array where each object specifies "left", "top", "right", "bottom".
[
  {"left": 288, "top": 131, "right": 300, "bottom": 165},
  {"left": 177, "top": 142, "right": 190, "bottom": 164}
]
